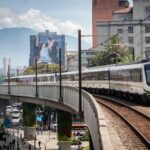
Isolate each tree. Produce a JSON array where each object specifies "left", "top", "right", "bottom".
[
  {"left": 91, "top": 36, "right": 135, "bottom": 66},
  {"left": 102, "top": 36, "right": 130, "bottom": 64},
  {"left": 119, "top": 54, "right": 140, "bottom": 63},
  {"left": 23, "top": 67, "right": 35, "bottom": 75},
  {"left": 23, "top": 63, "right": 62, "bottom": 75}
]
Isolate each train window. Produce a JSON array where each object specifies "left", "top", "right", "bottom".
[
  {"left": 144, "top": 64, "right": 150, "bottom": 86},
  {"left": 82, "top": 73, "right": 94, "bottom": 80},
  {"left": 97, "top": 71, "right": 108, "bottom": 80},
  {"left": 110, "top": 69, "right": 142, "bottom": 82},
  {"left": 61, "top": 74, "right": 70, "bottom": 80},
  {"left": 69, "top": 75, "right": 75, "bottom": 81},
  {"left": 129, "top": 69, "right": 142, "bottom": 82}
]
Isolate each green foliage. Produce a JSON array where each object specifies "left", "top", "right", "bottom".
[
  {"left": 23, "top": 63, "right": 62, "bottom": 75},
  {"left": 91, "top": 36, "right": 135, "bottom": 66},
  {"left": 71, "top": 138, "right": 81, "bottom": 145},
  {"left": 58, "top": 135, "right": 71, "bottom": 141},
  {"left": 79, "top": 134, "right": 89, "bottom": 141},
  {"left": 23, "top": 67, "right": 35, "bottom": 75},
  {"left": 120, "top": 54, "right": 140, "bottom": 63},
  {"left": 82, "top": 146, "right": 90, "bottom": 150}
]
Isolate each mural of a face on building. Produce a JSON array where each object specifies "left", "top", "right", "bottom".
[{"left": 38, "top": 38, "right": 58, "bottom": 64}]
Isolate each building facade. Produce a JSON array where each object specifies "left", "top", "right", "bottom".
[
  {"left": 92, "top": 0, "right": 129, "bottom": 46},
  {"left": 96, "top": 0, "right": 150, "bottom": 60},
  {"left": 66, "top": 50, "right": 99, "bottom": 71},
  {"left": 29, "top": 30, "right": 65, "bottom": 66}
]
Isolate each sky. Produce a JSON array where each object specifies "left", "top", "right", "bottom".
[
  {"left": 0, "top": 0, "right": 92, "bottom": 68},
  {"left": 0, "top": 0, "right": 133, "bottom": 68},
  {"left": 0, "top": 0, "right": 92, "bottom": 37}
]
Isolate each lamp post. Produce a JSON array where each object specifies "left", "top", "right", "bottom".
[
  {"left": 35, "top": 57, "right": 39, "bottom": 97},
  {"left": 34, "top": 134, "right": 36, "bottom": 150},
  {"left": 59, "top": 48, "right": 63, "bottom": 102},
  {"left": 48, "top": 110, "right": 51, "bottom": 140},
  {"left": 17, "top": 128, "right": 19, "bottom": 149},
  {"left": 131, "top": 47, "right": 135, "bottom": 61}
]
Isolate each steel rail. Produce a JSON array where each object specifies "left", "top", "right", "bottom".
[{"left": 95, "top": 96, "right": 150, "bottom": 149}]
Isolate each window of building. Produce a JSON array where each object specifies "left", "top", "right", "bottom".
[
  {"left": 118, "top": 0, "right": 128, "bottom": 6},
  {"left": 145, "top": 47, "right": 150, "bottom": 51},
  {"left": 145, "top": 37, "right": 150, "bottom": 44},
  {"left": 128, "top": 26, "right": 133, "bottom": 33},
  {"left": 145, "top": 47, "right": 150, "bottom": 59},
  {"left": 145, "top": 25, "right": 150, "bottom": 33},
  {"left": 93, "top": 0, "right": 97, "bottom": 6},
  {"left": 145, "top": 6, "right": 150, "bottom": 14},
  {"left": 118, "top": 29, "right": 123, "bottom": 33},
  {"left": 128, "top": 37, "right": 134, "bottom": 44}
]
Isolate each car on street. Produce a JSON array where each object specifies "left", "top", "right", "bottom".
[
  {"left": 12, "top": 109, "right": 21, "bottom": 118},
  {"left": 6, "top": 106, "right": 12, "bottom": 116},
  {"left": 11, "top": 116, "right": 20, "bottom": 125}
]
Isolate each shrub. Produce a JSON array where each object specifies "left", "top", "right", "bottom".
[
  {"left": 79, "top": 135, "right": 89, "bottom": 141},
  {"left": 58, "top": 135, "right": 71, "bottom": 141}
]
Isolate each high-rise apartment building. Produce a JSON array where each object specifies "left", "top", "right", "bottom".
[
  {"left": 29, "top": 30, "right": 65, "bottom": 66},
  {"left": 3, "top": 57, "right": 7, "bottom": 76},
  {"left": 92, "top": 0, "right": 130, "bottom": 46}
]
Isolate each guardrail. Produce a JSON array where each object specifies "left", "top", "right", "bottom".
[{"left": 0, "top": 85, "right": 101, "bottom": 150}]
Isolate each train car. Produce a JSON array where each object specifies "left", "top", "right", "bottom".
[
  {"left": 5, "top": 61, "right": 150, "bottom": 102},
  {"left": 4, "top": 73, "right": 57, "bottom": 85},
  {"left": 60, "top": 61, "right": 150, "bottom": 102}
]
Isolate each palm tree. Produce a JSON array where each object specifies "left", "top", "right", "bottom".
[
  {"left": 120, "top": 54, "right": 140, "bottom": 63},
  {"left": 91, "top": 36, "right": 135, "bottom": 66},
  {"left": 103, "top": 36, "right": 130, "bottom": 64}
]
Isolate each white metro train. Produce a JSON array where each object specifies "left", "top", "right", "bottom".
[{"left": 4, "top": 61, "right": 150, "bottom": 102}]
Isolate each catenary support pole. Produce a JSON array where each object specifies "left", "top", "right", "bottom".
[
  {"left": 78, "top": 30, "right": 82, "bottom": 112},
  {"left": 59, "top": 48, "right": 63, "bottom": 102}
]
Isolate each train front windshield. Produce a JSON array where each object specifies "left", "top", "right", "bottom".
[{"left": 144, "top": 64, "right": 150, "bottom": 86}]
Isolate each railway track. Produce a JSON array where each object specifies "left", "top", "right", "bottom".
[{"left": 95, "top": 95, "right": 150, "bottom": 149}]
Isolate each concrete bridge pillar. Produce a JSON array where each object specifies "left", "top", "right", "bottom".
[
  {"left": 57, "top": 110, "right": 72, "bottom": 150},
  {"left": 23, "top": 103, "right": 37, "bottom": 140},
  {"left": 0, "top": 99, "right": 9, "bottom": 118}
]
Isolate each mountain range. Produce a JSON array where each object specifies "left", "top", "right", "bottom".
[{"left": 0, "top": 27, "right": 91, "bottom": 67}]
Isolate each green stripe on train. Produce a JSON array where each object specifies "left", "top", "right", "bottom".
[{"left": 144, "top": 89, "right": 150, "bottom": 93}]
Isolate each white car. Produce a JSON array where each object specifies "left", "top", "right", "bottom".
[
  {"left": 12, "top": 105, "right": 18, "bottom": 111},
  {"left": 12, "top": 109, "right": 21, "bottom": 118},
  {"left": 6, "top": 106, "right": 12, "bottom": 116},
  {"left": 12, "top": 117, "right": 20, "bottom": 125},
  {"left": 6, "top": 106, "right": 12, "bottom": 112},
  {"left": 50, "top": 123, "right": 57, "bottom": 131}
]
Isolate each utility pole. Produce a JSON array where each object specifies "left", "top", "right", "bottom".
[
  {"left": 34, "top": 134, "right": 36, "bottom": 150},
  {"left": 7, "top": 64, "right": 10, "bottom": 95},
  {"left": 59, "top": 48, "right": 63, "bottom": 102},
  {"left": 78, "top": 30, "right": 82, "bottom": 113},
  {"left": 35, "top": 57, "right": 38, "bottom": 97},
  {"left": 132, "top": 47, "right": 135, "bottom": 61}
]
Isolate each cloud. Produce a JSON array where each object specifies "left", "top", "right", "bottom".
[{"left": 0, "top": 7, "right": 91, "bottom": 41}]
